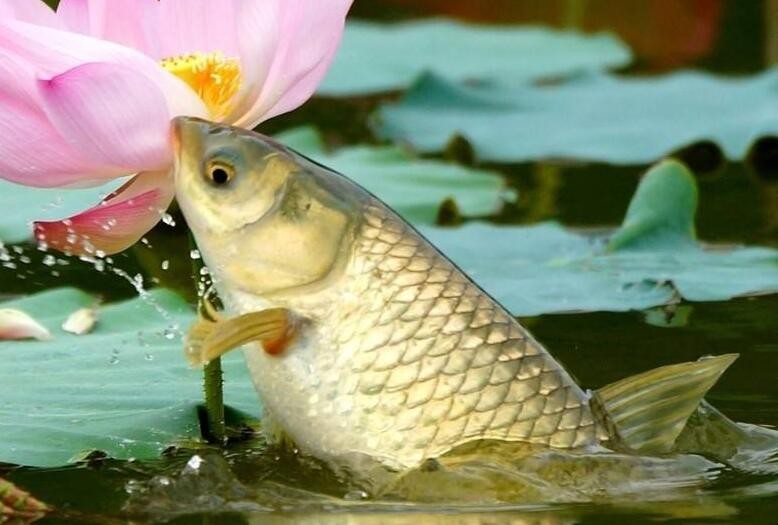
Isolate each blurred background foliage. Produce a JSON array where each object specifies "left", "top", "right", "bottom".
[{"left": 351, "top": 0, "right": 769, "bottom": 72}]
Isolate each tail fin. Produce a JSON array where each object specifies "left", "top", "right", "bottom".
[{"left": 591, "top": 354, "right": 738, "bottom": 454}]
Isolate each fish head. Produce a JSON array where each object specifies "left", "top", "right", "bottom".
[{"left": 171, "top": 117, "right": 360, "bottom": 297}]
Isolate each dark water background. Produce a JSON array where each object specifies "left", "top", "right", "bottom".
[{"left": 4, "top": 1, "right": 778, "bottom": 524}]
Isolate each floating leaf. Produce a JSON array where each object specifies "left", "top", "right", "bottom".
[
  {"left": 420, "top": 161, "right": 778, "bottom": 315},
  {"left": 277, "top": 126, "right": 511, "bottom": 224},
  {"left": 319, "top": 19, "right": 631, "bottom": 96},
  {"left": 377, "top": 70, "right": 778, "bottom": 164},
  {"left": 0, "top": 179, "right": 121, "bottom": 245},
  {"left": 0, "top": 289, "right": 258, "bottom": 468}
]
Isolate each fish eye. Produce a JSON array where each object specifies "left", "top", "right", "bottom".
[{"left": 205, "top": 161, "right": 235, "bottom": 186}]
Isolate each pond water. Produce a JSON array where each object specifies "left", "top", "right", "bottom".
[{"left": 3, "top": 2, "right": 778, "bottom": 524}]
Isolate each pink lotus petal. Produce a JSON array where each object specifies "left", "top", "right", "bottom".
[
  {"left": 151, "top": 0, "right": 239, "bottom": 60},
  {"left": 38, "top": 62, "right": 174, "bottom": 172},
  {"left": 0, "top": 53, "right": 117, "bottom": 188},
  {"left": 234, "top": 0, "right": 352, "bottom": 128},
  {"left": 34, "top": 170, "right": 174, "bottom": 256},
  {"left": 0, "top": 0, "right": 60, "bottom": 27},
  {"left": 0, "top": 309, "right": 51, "bottom": 341},
  {"left": 0, "top": 20, "right": 206, "bottom": 117},
  {"left": 56, "top": 0, "right": 158, "bottom": 54},
  {"left": 226, "top": 1, "right": 281, "bottom": 124}
]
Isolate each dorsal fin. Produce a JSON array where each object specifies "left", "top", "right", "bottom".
[{"left": 591, "top": 354, "right": 738, "bottom": 454}]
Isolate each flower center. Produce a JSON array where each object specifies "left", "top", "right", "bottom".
[{"left": 161, "top": 52, "right": 241, "bottom": 120}]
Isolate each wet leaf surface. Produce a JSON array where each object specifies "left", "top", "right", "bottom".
[
  {"left": 319, "top": 19, "right": 631, "bottom": 96},
  {"left": 0, "top": 289, "right": 257, "bottom": 468},
  {"left": 377, "top": 70, "right": 778, "bottom": 164}
]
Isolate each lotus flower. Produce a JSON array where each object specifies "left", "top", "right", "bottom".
[{"left": 0, "top": 0, "right": 351, "bottom": 255}]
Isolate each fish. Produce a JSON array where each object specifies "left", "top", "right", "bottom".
[{"left": 170, "top": 116, "right": 758, "bottom": 474}]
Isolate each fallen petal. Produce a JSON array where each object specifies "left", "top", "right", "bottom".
[
  {"left": 0, "top": 309, "right": 51, "bottom": 341},
  {"left": 62, "top": 306, "right": 98, "bottom": 335}
]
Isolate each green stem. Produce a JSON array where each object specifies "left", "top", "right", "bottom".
[
  {"left": 188, "top": 231, "right": 226, "bottom": 445},
  {"left": 203, "top": 357, "right": 226, "bottom": 444}
]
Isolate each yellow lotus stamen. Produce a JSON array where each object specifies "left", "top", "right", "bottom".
[{"left": 161, "top": 52, "right": 241, "bottom": 120}]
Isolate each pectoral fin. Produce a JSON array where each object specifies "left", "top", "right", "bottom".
[
  {"left": 592, "top": 353, "right": 738, "bottom": 454},
  {"left": 185, "top": 308, "right": 296, "bottom": 366}
]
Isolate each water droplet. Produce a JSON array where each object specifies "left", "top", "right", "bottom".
[
  {"left": 343, "top": 490, "right": 368, "bottom": 501},
  {"left": 199, "top": 266, "right": 210, "bottom": 276},
  {"left": 42, "top": 255, "right": 56, "bottom": 267},
  {"left": 163, "top": 327, "right": 177, "bottom": 340},
  {"left": 189, "top": 249, "right": 201, "bottom": 260},
  {"left": 161, "top": 213, "right": 176, "bottom": 227},
  {"left": 124, "top": 479, "right": 143, "bottom": 495},
  {"left": 185, "top": 454, "right": 203, "bottom": 471},
  {"left": 161, "top": 260, "right": 170, "bottom": 271},
  {"left": 144, "top": 353, "right": 154, "bottom": 361}
]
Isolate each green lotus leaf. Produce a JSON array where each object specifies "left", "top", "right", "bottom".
[
  {"left": 377, "top": 70, "right": 778, "bottom": 164},
  {"left": 319, "top": 19, "right": 631, "bottom": 96},
  {"left": 0, "top": 288, "right": 258, "bottom": 468}
]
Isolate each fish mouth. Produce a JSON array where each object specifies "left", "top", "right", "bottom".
[
  {"left": 170, "top": 116, "right": 214, "bottom": 176},
  {"left": 170, "top": 116, "right": 189, "bottom": 180}
]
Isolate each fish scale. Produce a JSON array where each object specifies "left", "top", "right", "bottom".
[{"left": 256, "top": 200, "right": 599, "bottom": 468}]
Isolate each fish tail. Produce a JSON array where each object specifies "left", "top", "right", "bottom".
[{"left": 591, "top": 353, "right": 738, "bottom": 454}]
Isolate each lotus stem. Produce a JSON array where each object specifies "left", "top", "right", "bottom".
[
  {"left": 188, "top": 231, "right": 226, "bottom": 445},
  {"left": 203, "top": 357, "right": 227, "bottom": 444}
]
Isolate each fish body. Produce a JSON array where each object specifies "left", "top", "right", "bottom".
[{"left": 172, "top": 118, "right": 736, "bottom": 472}]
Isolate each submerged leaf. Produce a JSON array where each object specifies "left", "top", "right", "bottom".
[
  {"left": 377, "top": 70, "right": 778, "bottom": 164},
  {"left": 277, "top": 126, "right": 511, "bottom": 224},
  {"left": 319, "top": 18, "right": 631, "bottom": 96},
  {"left": 0, "top": 289, "right": 258, "bottom": 468}
]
